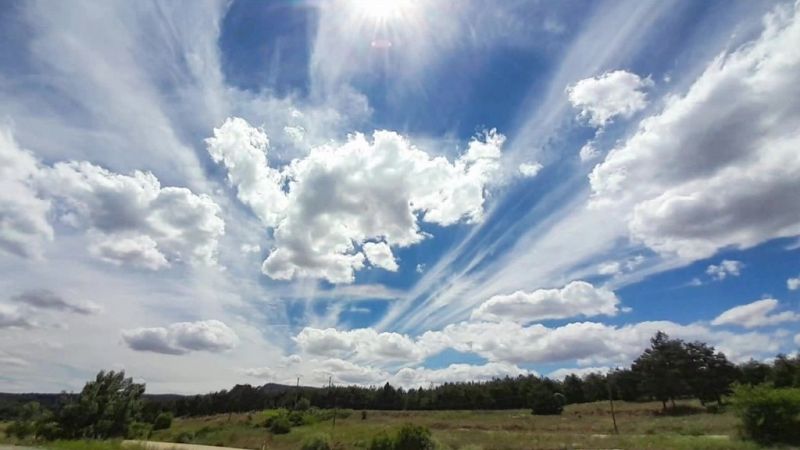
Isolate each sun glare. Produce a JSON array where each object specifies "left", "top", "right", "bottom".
[{"left": 352, "top": 0, "right": 415, "bottom": 22}]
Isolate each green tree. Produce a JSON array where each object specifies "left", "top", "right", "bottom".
[
  {"left": 632, "top": 332, "right": 690, "bottom": 411},
  {"left": 58, "top": 370, "right": 145, "bottom": 439},
  {"left": 561, "top": 374, "right": 585, "bottom": 404},
  {"left": 684, "top": 341, "right": 737, "bottom": 405}
]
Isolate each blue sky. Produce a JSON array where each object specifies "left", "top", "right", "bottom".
[{"left": 1, "top": 0, "right": 799, "bottom": 393}]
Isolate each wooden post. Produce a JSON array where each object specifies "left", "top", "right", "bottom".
[{"left": 607, "top": 373, "right": 619, "bottom": 435}]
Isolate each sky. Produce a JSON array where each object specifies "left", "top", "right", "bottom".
[{"left": 1, "top": 0, "right": 799, "bottom": 394}]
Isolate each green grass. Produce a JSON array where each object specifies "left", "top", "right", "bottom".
[{"left": 1, "top": 400, "right": 792, "bottom": 449}]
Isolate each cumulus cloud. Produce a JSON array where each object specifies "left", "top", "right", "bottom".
[
  {"left": 567, "top": 70, "right": 653, "bottom": 127},
  {"left": 207, "top": 117, "right": 505, "bottom": 283},
  {"left": 470, "top": 281, "right": 620, "bottom": 323},
  {"left": 518, "top": 162, "right": 543, "bottom": 178},
  {"left": 122, "top": 320, "right": 239, "bottom": 355},
  {"left": 391, "top": 362, "right": 530, "bottom": 389},
  {"left": 579, "top": 142, "right": 601, "bottom": 162},
  {"left": 711, "top": 298, "right": 800, "bottom": 329},
  {"left": 40, "top": 162, "right": 225, "bottom": 269},
  {"left": 590, "top": 4, "right": 800, "bottom": 261},
  {"left": 363, "top": 241, "right": 399, "bottom": 271},
  {"left": 706, "top": 260, "right": 743, "bottom": 281},
  {"left": 787, "top": 276, "right": 800, "bottom": 290},
  {"left": 294, "top": 327, "right": 424, "bottom": 364},
  {"left": 0, "top": 129, "right": 53, "bottom": 258},
  {"left": 11, "top": 289, "right": 100, "bottom": 315}
]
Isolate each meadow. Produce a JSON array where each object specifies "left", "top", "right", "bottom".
[
  {"left": 145, "top": 400, "right": 767, "bottom": 450},
  {"left": 3, "top": 399, "right": 793, "bottom": 450}
]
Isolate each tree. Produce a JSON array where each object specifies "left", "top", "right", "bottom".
[
  {"left": 684, "top": 341, "right": 737, "bottom": 405},
  {"left": 739, "top": 360, "right": 771, "bottom": 386},
  {"left": 562, "top": 374, "right": 585, "bottom": 404},
  {"left": 530, "top": 383, "right": 563, "bottom": 415},
  {"left": 58, "top": 370, "right": 145, "bottom": 439},
  {"left": 632, "top": 332, "right": 690, "bottom": 411}
]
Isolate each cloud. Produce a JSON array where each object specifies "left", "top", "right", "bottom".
[
  {"left": 122, "top": 320, "right": 239, "bottom": 355},
  {"left": 548, "top": 366, "right": 610, "bottom": 381},
  {"left": 711, "top": 298, "right": 800, "bottom": 329},
  {"left": 391, "top": 362, "right": 530, "bottom": 389},
  {"left": 787, "top": 276, "right": 800, "bottom": 290},
  {"left": 294, "top": 327, "right": 423, "bottom": 364},
  {"left": 795, "top": 333, "right": 800, "bottom": 346},
  {"left": 40, "top": 161, "right": 225, "bottom": 269},
  {"left": 242, "top": 367, "right": 276, "bottom": 379},
  {"left": 363, "top": 242, "right": 399, "bottom": 271},
  {"left": 470, "top": 281, "right": 620, "bottom": 323},
  {"left": 11, "top": 289, "right": 100, "bottom": 315},
  {"left": 579, "top": 142, "right": 600, "bottom": 162},
  {"left": 313, "top": 358, "right": 389, "bottom": 385},
  {"left": 706, "top": 260, "right": 743, "bottom": 281},
  {"left": 567, "top": 70, "right": 653, "bottom": 127},
  {"left": 0, "top": 304, "right": 34, "bottom": 329},
  {"left": 208, "top": 118, "right": 505, "bottom": 283},
  {"left": 590, "top": 3, "right": 800, "bottom": 261},
  {"left": 0, "top": 129, "right": 53, "bottom": 258},
  {"left": 518, "top": 162, "right": 543, "bottom": 178}
]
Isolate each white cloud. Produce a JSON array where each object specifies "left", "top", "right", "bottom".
[
  {"left": 122, "top": 320, "right": 239, "bottom": 355},
  {"left": 363, "top": 241, "right": 399, "bottom": 271},
  {"left": 391, "top": 362, "right": 530, "bottom": 389},
  {"left": 548, "top": 366, "right": 610, "bottom": 381},
  {"left": 242, "top": 367, "right": 276, "bottom": 379},
  {"left": 579, "top": 142, "right": 600, "bottom": 162},
  {"left": 518, "top": 162, "right": 543, "bottom": 178},
  {"left": 0, "top": 304, "right": 34, "bottom": 329},
  {"left": 294, "top": 327, "right": 423, "bottom": 364},
  {"left": 711, "top": 298, "right": 800, "bottom": 329},
  {"left": 567, "top": 70, "right": 653, "bottom": 127},
  {"left": 11, "top": 289, "right": 100, "bottom": 315},
  {"left": 706, "top": 260, "right": 743, "bottom": 280},
  {"left": 208, "top": 118, "right": 505, "bottom": 283},
  {"left": 787, "top": 276, "right": 800, "bottom": 290},
  {"left": 0, "top": 129, "right": 53, "bottom": 258},
  {"left": 795, "top": 333, "right": 800, "bottom": 346},
  {"left": 470, "top": 281, "right": 620, "bottom": 323},
  {"left": 314, "top": 358, "right": 389, "bottom": 385},
  {"left": 590, "top": 4, "right": 800, "bottom": 261},
  {"left": 40, "top": 161, "right": 225, "bottom": 269}
]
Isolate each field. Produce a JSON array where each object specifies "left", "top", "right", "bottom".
[
  {"left": 2, "top": 400, "right": 789, "bottom": 449},
  {"left": 146, "top": 400, "right": 769, "bottom": 450}
]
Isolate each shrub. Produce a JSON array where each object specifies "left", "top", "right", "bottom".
[
  {"left": 395, "top": 423, "right": 435, "bottom": 450},
  {"left": 368, "top": 431, "right": 396, "bottom": 450},
  {"left": 295, "top": 397, "right": 312, "bottom": 411},
  {"left": 176, "top": 431, "right": 194, "bottom": 443},
  {"left": 732, "top": 383, "right": 800, "bottom": 443},
  {"left": 126, "top": 421, "right": 152, "bottom": 439},
  {"left": 302, "top": 433, "right": 333, "bottom": 450},
  {"left": 288, "top": 411, "right": 306, "bottom": 426},
  {"left": 361, "top": 410, "right": 368, "bottom": 420},
  {"left": 530, "top": 385, "right": 563, "bottom": 415},
  {"left": 152, "top": 412, "right": 173, "bottom": 430},
  {"left": 269, "top": 415, "right": 292, "bottom": 434}
]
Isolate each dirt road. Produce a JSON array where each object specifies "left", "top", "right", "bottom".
[{"left": 123, "top": 441, "right": 249, "bottom": 450}]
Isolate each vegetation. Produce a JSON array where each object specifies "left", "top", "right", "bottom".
[{"left": 731, "top": 383, "right": 800, "bottom": 443}]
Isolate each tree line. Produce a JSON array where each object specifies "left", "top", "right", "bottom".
[
  {"left": 4, "top": 331, "right": 800, "bottom": 443},
  {"left": 157, "top": 332, "right": 800, "bottom": 416}
]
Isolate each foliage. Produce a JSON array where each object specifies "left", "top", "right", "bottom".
[
  {"left": 58, "top": 370, "right": 145, "bottom": 439},
  {"left": 368, "top": 431, "right": 397, "bottom": 450},
  {"left": 295, "top": 397, "right": 312, "bottom": 411},
  {"left": 394, "top": 423, "right": 436, "bottom": 450},
  {"left": 125, "top": 421, "right": 151, "bottom": 439},
  {"left": 269, "top": 414, "right": 292, "bottom": 434},
  {"left": 152, "top": 411, "right": 172, "bottom": 430},
  {"left": 731, "top": 383, "right": 800, "bottom": 443},
  {"left": 301, "top": 433, "right": 333, "bottom": 450},
  {"left": 530, "top": 384, "right": 563, "bottom": 415}
]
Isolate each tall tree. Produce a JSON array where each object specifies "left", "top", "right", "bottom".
[{"left": 632, "top": 331, "right": 690, "bottom": 411}]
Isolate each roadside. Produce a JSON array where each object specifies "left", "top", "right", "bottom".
[{"left": 123, "top": 441, "right": 247, "bottom": 450}]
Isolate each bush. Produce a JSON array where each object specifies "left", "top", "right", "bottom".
[
  {"left": 176, "top": 431, "right": 194, "bottom": 443},
  {"left": 530, "top": 385, "right": 563, "bottom": 415},
  {"left": 732, "top": 383, "right": 800, "bottom": 443},
  {"left": 288, "top": 411, "right": 306, "bottom": 426},
  {"left": 269, "top": 415, "right": 292, "bottom": 434},
  {"left": 126, "top": 421, "right": 152, "bottom": 439},
  {"left": 295, "top": 397, "right": 312, "bottom": 411},
  {"left": 302, "top": 433, "right": 333, "bottom": 450},
  {"left": 395, "top": 424, "right": 435, "bottom": 450},
  {"left": 152, "top": 412, "right": 173, "bottom": 430},
  {"left": 369, "top": 431, "right": 396, "bottom": 450}
]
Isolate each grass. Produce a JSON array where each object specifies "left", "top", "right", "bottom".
[{"left": 0, "top": 400, "right": 790, "bottom": 449}]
